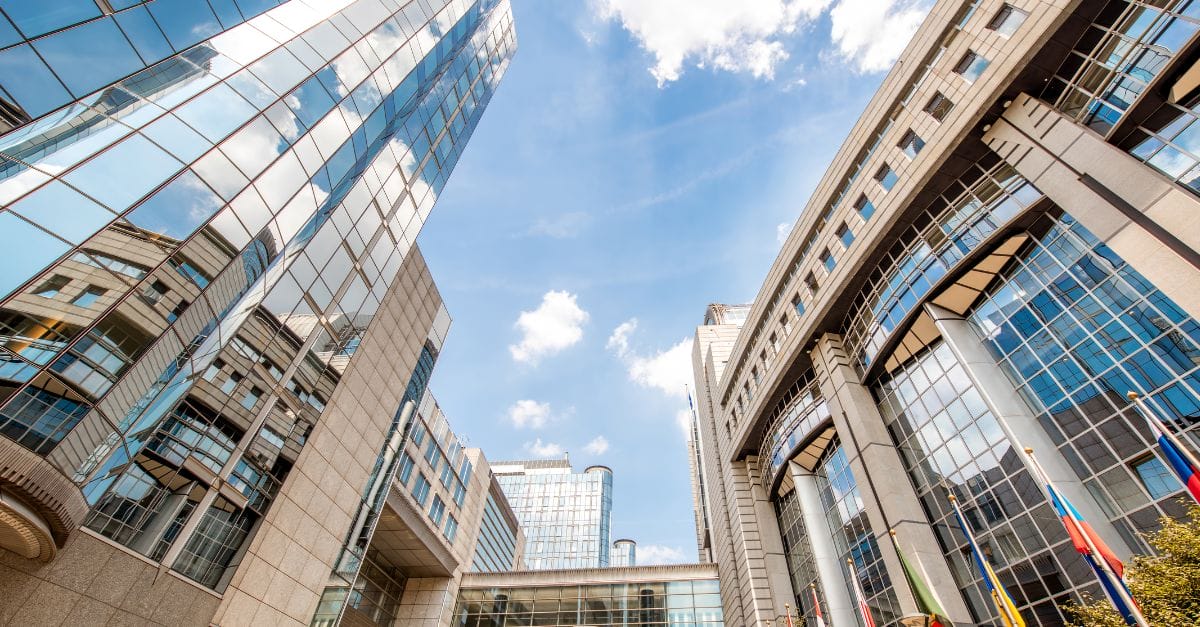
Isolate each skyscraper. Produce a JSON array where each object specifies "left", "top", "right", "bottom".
[
  {"left": 491, "top": 458, "right": 615, "bottom": 570},
  {"left": 689, "top": 1, "right": 1200, "bottom": 626},
  {"left": 0, "top": 0, "right": 517, "bottom": 624}
]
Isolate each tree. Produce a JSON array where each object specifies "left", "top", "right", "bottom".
[{"left": 1066, "top": 504, "right": 1200, "bottom": 626}]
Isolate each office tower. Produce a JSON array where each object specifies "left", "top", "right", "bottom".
[
  {"left": 688, "top": 1, "right": 1200, "bottom": 626},
  {"left": 453, "top": 562, "right": 723, "bottom": 626},
  {"left": 492, "top": 459, "right": 615, "bottom": 570},
  {"left": 0, "top": 0, "right": 516, "bottom": 624},
  {"left": 610, "top": 538, "right": 636, "bottom": 567}
]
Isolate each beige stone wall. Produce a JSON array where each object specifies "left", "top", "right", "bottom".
[
  {"left": 0, "top": 531, "right": 220, "bottom": 626},
  {"left": 212, "top": 248, "right": 444, "bottom": 626}
]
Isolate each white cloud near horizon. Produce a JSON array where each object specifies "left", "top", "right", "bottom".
[
  {"left": 591, "top": 0, "right": 929, "bottom": 84},
  {"left": 507, "top": 399, "right": 553, "bottom": 429},
  {"left": 510, "top": 291, "right": 590, "bottom": 364},
  {"left": 584, "top": 435, "right": 610, "bottom": 455},
  {"left": 524, "top": 438, "right": 567, "bottom": 458},
  {"left": 638, "top": 544, "right": 689, "bottom": 564},
  {"left": 776, "top": 221, "right": 793, "bottom": 244}
]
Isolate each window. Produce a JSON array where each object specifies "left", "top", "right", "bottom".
[
  {"left": 71, "top": 251, "right": 147, "bottom": 279},
  {"left": 804, "top": 271, "right": 819, "bottom": 295},
  {"left": 986, "top": 4, "right": 1026, "bottom": 37},
  {"left": 32, "top": 275, "right": 70, "bottom": 298},
  {"left": 820, "top": 248, "right": 836, "bottom": 273},
  {"left": 924, "top": 92, "right": 953, "bottom": 122},
  {"left": 425, "top": 438, "right": 439, "bottom": 467},
  {"left": 240, "top": 386, "right": 262, "bottom": 410},
  {"left": 452, "top": 479, "right": 466, "bottom": 507},
  {"left": 444, "top": 515, "right": 458, "bottom": 542},
  {"left": 71, "top": 286, "right": 106, "bottom": 307},
  {"left": 792, "top": 294, "right": 805, "bottom": 316},
  {"left": 167, "top": 301, "right": 189, "bottom": 323},
  {"left": 202, "top": 360, "right": 224, "bottom": 382},
  {"left": 751, "top": 367, "right": 760, "bottom": 386},
  {"left": 398, "top": 452, "right": 415, "bottom": 485},
  {"left": 898, "top": 130, "right": 925, "bottom": 159},
  {"left": 221, "top": 372, "right": 242, "bottom": 395},
  {"left": 169, "top": 257, "right": 211, "bottom": 289},
  {"left": 780, "top": 313, "right": 792, "bottom": 335},
  {"left": 854, "top": 194, "right": 875, "bottom": 220},
  {"left": 953, "top": 50, "right": 989, "bottom": 83},
  {"left": 410, "top": 421, "right": 427, "bottom": 447},
  {"left": 429, "top": 496, "right": 446, "bottom": 525},
  {"left": 412, "top": 473, "right": 431, "bottom": 506},
  {"left": 874, "top": 164, "right": 898, "bottom": 191},
  {"left": 836, "top": 222, "right": 854, "bottom": 248},
  {"left": 259, "top": 426, "right": 285, "bottom": 450},
  {"left": 141, "top": 280, "right": 169, "bottom": 305},
  {"left": 1133, "top": 456, "right": 1179, "bottom": 499}
]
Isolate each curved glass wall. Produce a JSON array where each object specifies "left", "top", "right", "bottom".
[
  {"left": 968, "top": 211, "right": 1200, "bottom": 540},
  {"left": 774, "top": 481, "right": 825, "bottom": 626},
  {"left": 841, "top": 157, "right": 1043, "bottom": 376},
  {"left": 0, "top": 0, "right": 516, "bottom": 592},
  {"left": 816, "top": 442, "right": 900, "bottom": 627},
  {"left": 875, "top": 342, "right": 1087, "bottom": 625},
  {"left": 757, "top": 374, "right": 829, "bottom": 490}
]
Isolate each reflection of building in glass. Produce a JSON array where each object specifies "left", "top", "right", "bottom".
[
  {"left": 0, "top": 0, "right": 518, "bottom": 624},
  {"left": 688, "top": 2, "right": 1200, "bottom": 627},
  {"left": 454, "top": 563, "right": 723, "bottom": 626},
  {"left": 492, "top": 459, "right": 615, "bottom": 570}
]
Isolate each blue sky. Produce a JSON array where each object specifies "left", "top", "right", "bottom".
[{"left": 418, "top": 0, "right": 931, "bottom": 564}]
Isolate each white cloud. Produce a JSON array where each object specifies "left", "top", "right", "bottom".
[
  {"left": 507, "top": 399, "right": 553, "bottom": 429},
  {"left": 627, "top": 338, "right": 694, "bottom": 399},
  {"left": 509, "top": 291, "right": 590, "bottom": 364},
  {"left": 829, "top": 0, "right": 929, "bottom": 72},
  {"left": 676, "top": 409, "right": 694, "bottom": 441},
  {"left": 606, "top": 318, "right": 639, "bottom": 358},
  {"left": 524, "top": 438, "right": 566, "bottom": 458},
  {"left": 592, "top": 0, "right": 930, "bottom": 84},
  {"left": 583, "top": 436, "right": 610, "bottom": 455},
  {"left": 776, "top": 221, "right": 793, "bottom": 244},
  {"left": 592, "top": 0, "right": 823, "bottom": 86},
  {"left": 528, "top": 211, "right": 591, "bottom": 239},
  {"left": 638, "top": 544, "right": 688, "bottom": 565}
]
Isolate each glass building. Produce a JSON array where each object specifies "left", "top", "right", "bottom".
[
  {"left": 492, "top": 459, "right": 615, "bottom": 570},
  {"left": 454, "top": 563, "right": 724, "bottom": 627},
  {"left": 688, "top": 0, "right": 1200, "bottom": 626},
  {"left": 0, "top": 0, "right": 517, "bottom": 624}
]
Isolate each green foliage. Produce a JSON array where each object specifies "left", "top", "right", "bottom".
[{"left": 1066, "top": 504, "right": 1200, "bottom": 627}]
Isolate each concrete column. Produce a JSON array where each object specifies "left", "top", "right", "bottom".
[
  {"left": 810, "top": 332, "right": 972, "bottom": 625},
  {"left": 925, "top": 303, "right": 1134, "bottom": 560},
  {"left": 790, "top": 462, "right": 856, "bottom": 627},
  {"left": 130, "top": 487, "right": 194, "bottom": 556},
  {"left": 982, "top": 93, "right": 1200, "bottom": 320}
]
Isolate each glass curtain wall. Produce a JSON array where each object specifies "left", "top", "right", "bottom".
[{"left": 453, "top": 579, "right": 724, "bottom": 626}]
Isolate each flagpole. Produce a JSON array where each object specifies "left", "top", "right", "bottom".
[
  {"left": 1024, "top": 448, "right": 1150, "bottom": 627},
  {"left": 784, "top": 602, "right": 794, "bottom": 627},
  {"left": 1128, "top": 391, "right": 1200, "bottom": 472},
  {"left": 811, "top": 583, "right": 828, "bottom": 627},
  {"left": 947, "top": 495, "right": 1019, "bottom": 627},
  {"left": 846, "top": 557, "right": 878, "bottom": 627}
]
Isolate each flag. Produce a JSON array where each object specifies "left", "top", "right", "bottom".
[
  {"left": 810, "top": 584, "right": 828, "bottom": 627},
  {"left": 846, "top": 558, "right": 877, "bottom": 627},
  {"left": 948, "top": 495, "right": 1025, "bottom": 627},
  {"left": 1024, "top": 448, "right": 1147, "bottom": 627},
  {"left": 1130, "top": 391, "right": 1200, "bottom": 505},
  {"left": 889, "top": 530, "right": 951, "bottom": 627}
]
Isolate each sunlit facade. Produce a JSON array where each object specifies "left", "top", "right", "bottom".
[
  {"left": 453, "top": 563, "right": 723, "bottom": 627},
  {"left": 0, "top": 0, "right": 517, "bottom": 624},
  {"left": 492, "top": 459, "right": 615, "bottom": 570},
  {"left": 690, "top": 0, "right": 1200, "bottom": 626}
]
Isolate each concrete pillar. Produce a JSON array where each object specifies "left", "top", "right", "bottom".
[
  {"left": 925, "top": 303, "right": 1134, "bottom": 559},
  {"left": 790, "top": 462, "right": 856, "bottom": 627},
  {"left": 130, "top": 487, "right": 194, "bottom": 556},
  {"left": 982, "top": 93, "right": 1200, "bottom": 320},
  {"left": 810, "top": 332, "right": 972, "bottom": 625}
]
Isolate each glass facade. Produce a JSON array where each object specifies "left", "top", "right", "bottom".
[
  {"left": 815, "top": 443, "right": 900, "bottom": 627},
  {"left": 0, "top": 0, "right": 515, "bottom": 595},
  {"left": 454, "top": 578, "right": 724, "bottom": 626},
  {"left": 773, "top": 481, "right": 824, "bottom": 625},
  {"left": 494, "top": 462, "right": 614, "bottom": 570}
]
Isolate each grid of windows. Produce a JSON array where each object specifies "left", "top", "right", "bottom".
[
  {"left": 774, "top": 484, "right": 824, "bottom": 625},
  {"left": 816, "top": 444, "right": 900, "bottom": 626},
  {"left": 471, "top": 492, "right": 520, "bottom": 573},
  {"left": 1127, "top": 96, "right": 1200, "bottom": 192},
  {"left": 968, "top": 211, "right": 1200, "bottom": 545},
  {"left": 496, "top": 463, "right": 613, "bottom": 570},
  {"left": 1044, "top": 0, "right": 1199, "bottom": 134},
  {"left": 841, "top": 158, "right": 1042, "bottom": 376},
  {"left": 875, "top": 342, "right": 1085, "bottom": 625},
  {"left": 453, "top": 579, "right": 723, "bottom": 627}
]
